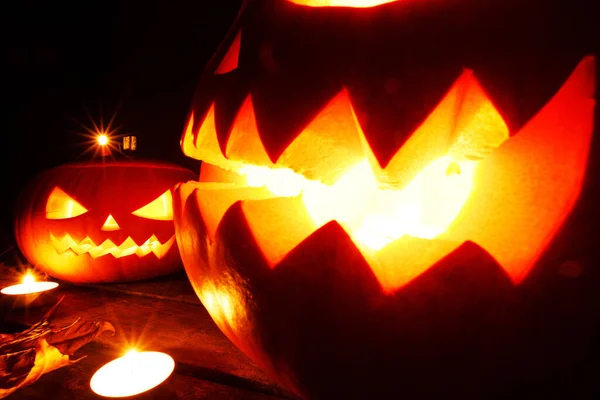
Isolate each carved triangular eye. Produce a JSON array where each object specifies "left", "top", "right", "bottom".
[
  {"left": 46, "top": 187, "right": 88, "bottom": 219},
  {"left": 132, "top": 190, "right": 173, "bottom": 220}
]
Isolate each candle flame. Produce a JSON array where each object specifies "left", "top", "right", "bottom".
[
  {"left": 22, "top": 273, "right": 35, "bottom": 286},
  {"left": 125, "top": 349, "right": 139, "bottom": 358},
  {"left": 97, "top": 134, "right": 109, "bottom": 146}
]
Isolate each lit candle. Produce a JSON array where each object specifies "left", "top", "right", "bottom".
[
  {"left": 1, "top": 272, "right": 59, "bottom": 295},
  {"left": 1, "top": 272, "right": 59, "bottom": 308},
  {"left": 97, "top": 134, "right": 109, "bottom": 146},
  {"left": 97, "top": 133, "right": 110, "bottom": 157},
  {"left": 90, "top": 349, "right": 175, "bottom": 397}
]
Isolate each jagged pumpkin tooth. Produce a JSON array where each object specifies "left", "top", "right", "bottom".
[
  {"left": 359, "top": 237, "right": 463, "bottom": 293},
  {"left": 276, "top": 89, "right": 365, "bottom": 184},
  {"left": 398, "top": 241, "right": 514, "bottom": 313},
  {"left": 271, "top": 219, "right": 382, "bottom": 293},
  {"left": 443, "top": 56, "right": 596, "bottom": 284},
  {"left": 381, "top": 70, "right": 508, "bottom": 189},
  {"left": 180, "top": 114, "right": 198, "bottom": 160},
  {"left": 211, "top": 201, "right": 274, "bottom": 281},
  {"left": 181, "top": 106, "right": 228, "bottom": 170},
  {"left": 194, "top": 106, "right": 221, "bottom": 160},
  {"left": 252, "top": 73, "right": 343, "bottom": 164},
  {"left": 193, "top": 183, "right": 274, "bottom": 240},
  {"left": 226, "top": 95, "right": 274, "bottom": 167},
  {"left": 347, "top": 66, "right": 463, "bottom": 170},
  {"left": 470, "top": 48, "right": 589, "bottom": 136},
  {"left": 241, "top": 196, "right": 319, "bottom": 268},
  {"left": 214, "top": 71, "right": 252, "bottom": 154},
  {"left": 445, "top": 73, "right": 509, "bottom": 161}
]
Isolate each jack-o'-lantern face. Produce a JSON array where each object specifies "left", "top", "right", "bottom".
[
  {"left": 46, "top": 186, "right": 175, "bottom": 259},
  {"left": 174, "top": 0, "right": 596, "bottom": 398},
  {"left": 15, "top": 161, "right": 197, "bottom": 283}
]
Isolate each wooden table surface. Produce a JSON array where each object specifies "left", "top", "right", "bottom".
[{"left": 0, "top": 266, "right": 295, "bottom": 400}]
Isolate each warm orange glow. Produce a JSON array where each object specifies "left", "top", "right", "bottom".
[
  {"left": 277, "top": 90, "right": 366, "bottom": 184},
  {"left": 188, "top": 73, "right": 509, "bottom": 288},
  {"left": 132, "top": 191, "right": 174, "bottom": 220},
  {"left": 185, "top": 56, "right": 595, "bottom": 290},
  {"left": 239, "top": 156, "right": 477, "bottom": 251},
  {"left": 97, "top": 134, "right": 109, "bottom": 146},
  {"left": 182, "top": 106, "right": 241, "bottom": 172},
  {"left": 241, "top": 196, "right": 318, "bottom": 268},
  {"left": 194, "top": 184, "right": 273, "bottom": 239},
  {"left": 287, "top": 0, "right": 398, "bottom": 7},
  {"left": 50, "top": 233, "right": 175, "bottom": 259},
  {"left": 46, "top": 187, "right": 89, "bottom": 219},
  {"left": 226, "top": 96, "right": 274, "bottom": 168},
  {"left": 381, "top": 69, "right": 510, "bottom": 188},
  {"left": 101, "top": 214, "right": 121, "bottom": 231},
  {"left": 220, "top": 72, "right": 508, "bottom": 283}
]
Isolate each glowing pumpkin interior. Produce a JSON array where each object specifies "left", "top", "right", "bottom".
[
  {"left": 45, "top": 187, "right": 175, "bottom": 259},
  {"left": 182, "top": 56, "right": 595, "bottom": 292}
]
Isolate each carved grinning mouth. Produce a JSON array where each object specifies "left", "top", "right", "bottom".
[
  {"left": 50, "top": 233, "right": 175, "bottom": 259},
  {"left": 180, "top": 56, "right": 595, "bottom": 290}
]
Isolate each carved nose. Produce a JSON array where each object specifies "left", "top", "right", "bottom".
[{"left": 101, "top": 214, "right": 120, "bottom": 231}]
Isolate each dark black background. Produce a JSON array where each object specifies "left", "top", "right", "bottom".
[{"left": 2, "top": 0, "right": 242, "bottom": 239}]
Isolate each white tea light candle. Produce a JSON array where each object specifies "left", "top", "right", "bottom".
[
  {"left": 90, "top": 350, "right": 175, "bottom": 397},
  {"left": 1, "top": 272, "right": 59, "bottom": 295}
]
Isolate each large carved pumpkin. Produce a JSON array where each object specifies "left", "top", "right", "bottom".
[
  {"left": 15, "top": 160, "right": 197, "bottom": 284},
  {"left": 174, "top": 0, "right": 598, "bottom": 398}
]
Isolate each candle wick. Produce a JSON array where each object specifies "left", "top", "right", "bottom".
[
  {"left": 23, "top": 274, "right": 35, "bottom": 294},
  {"left": 126, "top": 351, "right": 138, "bottom": 378}
]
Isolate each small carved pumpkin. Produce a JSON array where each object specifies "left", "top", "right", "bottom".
[
  {"left": 15, "top": 160, "right": 197, "bottom": 284},
  {"left": 174, "top": 0, "right": 598, "bottom": 398}
]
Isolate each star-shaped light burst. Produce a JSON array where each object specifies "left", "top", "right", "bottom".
[
  {"left": 75, "top": 108, "right": 132, "bottom": 160},
  {"left": 97, "top": 134, "right": 109, "bottom": 146}
]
